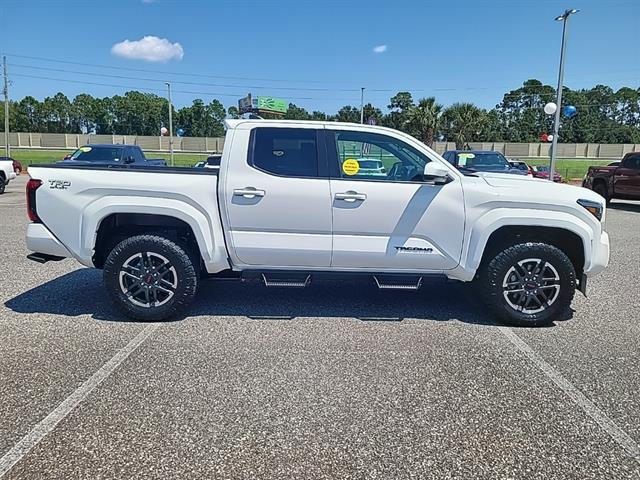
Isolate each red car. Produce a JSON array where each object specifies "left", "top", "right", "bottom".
[
  {"left": 532, "top": 165, "right": 562, "bottom": 182},
  {"left": 0, "top": 156, "right": 22, "bottom": 174}
]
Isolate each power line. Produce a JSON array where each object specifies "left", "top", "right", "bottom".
[
  {"left": 9, "top": 63, "right": 361, "bottom": 93},
  {"left": 8, "top": 53, "right": 637, "bottom": 95}
]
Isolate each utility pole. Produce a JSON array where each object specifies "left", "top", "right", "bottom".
[
  {"left": 165, "top": 82, "right": 174, "bottom": 166},
  {"left": 360, "top": 87, "right": 365, "bottom": 124},
  {"left": 549, "top": 8, "right": 579, "bottom": 181},
  {"left": 3, "top": 56, "right": 9, "bottom": 158}
]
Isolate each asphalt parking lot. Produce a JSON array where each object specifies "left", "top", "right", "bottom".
[{"left": 1, "top": 175, "right": 639, "bottom": 479}]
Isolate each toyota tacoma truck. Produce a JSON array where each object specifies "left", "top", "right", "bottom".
[
  {"left": 0, "top": 157, "right": 18, "bottom": 194},
  {"left": 25, "top": 120, "right": 610, "bottom": 326},
  {"left": 582, "top": 152, "right": 640, "bottom": 203}
]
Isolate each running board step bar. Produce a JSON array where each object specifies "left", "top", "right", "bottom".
[
  {"left": 374, "top": 275, "right": 423, "bottom": 291},
  {"left": 262, "top": 273, "right": 311, "bottom": 288}
]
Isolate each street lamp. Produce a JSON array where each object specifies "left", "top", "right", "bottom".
[
  {"left": 549, "top": 8, "right": 579, "bottom": 181},
  {"left": 165, "top": 81, "right": 174, "bottom": 167}
]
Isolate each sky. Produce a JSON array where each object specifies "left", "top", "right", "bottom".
[{"left": 0, "top": 0, "right": 638, "bottom": 114}]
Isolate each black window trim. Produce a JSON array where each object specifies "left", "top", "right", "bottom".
[{"left": 246, "top": 126, "right": 329, "bottom": 180}]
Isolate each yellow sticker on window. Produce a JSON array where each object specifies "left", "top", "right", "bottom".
[
  {"left": 458, "top": 153, "right": 475, "bottom": 159},
  {"left": 342, "top": 158, "right": 360, "bottom": 176},
  {"left": 79, "top": 146, "right": 92, "bottom": 153}
]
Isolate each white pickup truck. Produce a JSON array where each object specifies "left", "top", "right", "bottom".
[
  {"left": 0, "top": 158, "right": 18, "bottom": 194},
  {"left": 25, "top": 120, "right": 610, "bottom": 326}
]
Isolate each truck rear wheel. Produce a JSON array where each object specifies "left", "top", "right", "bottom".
[
  {"left": 103, "top": 235, "right": 198, "bottom": 321},
  {"left": 478, "top": 243, "right": 576, "bottom": 327},
  {"left": 0, "top": 176, "right": 5, "bottom": 194}
]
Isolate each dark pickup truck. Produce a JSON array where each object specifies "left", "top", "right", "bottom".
[
  {"left": 583, "top": 152, "right": 640, "bottom": 203},
  {"left": 59, "top": 144, "right": 167, "bottom": 167}
]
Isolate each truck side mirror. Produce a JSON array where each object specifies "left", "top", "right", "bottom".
[{"left": 424, "top": 162, "right": 451, "bottom": 185}]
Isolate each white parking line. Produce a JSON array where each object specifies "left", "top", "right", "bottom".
[
  {"left": 0, "top": 324, "right": 159, "bottom": 478},
  {"left": 499, "top": 326, "right": 640, "bottom": 463}
]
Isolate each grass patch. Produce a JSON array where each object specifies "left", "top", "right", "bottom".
[
  {"left": 9, "top": 148, "right": 613, "bottom": 179},
  {"left": 523, "top": 158, "right": 611, "bottom": 179}
]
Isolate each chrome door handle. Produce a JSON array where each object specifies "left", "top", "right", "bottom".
[
  {"left": 335, "top": 191, "right": 367, "bottom": 202},
  {"left": 233, "top": 187, "right": 265, "bottom": 199}
]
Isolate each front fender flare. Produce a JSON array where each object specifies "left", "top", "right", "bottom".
[{"left": 464, "top": 208, "right": 594, "bottom": 274}]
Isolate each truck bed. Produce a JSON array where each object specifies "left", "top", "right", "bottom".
[{"left": 27, "top": 164, "right": 228, "bottom": 273}]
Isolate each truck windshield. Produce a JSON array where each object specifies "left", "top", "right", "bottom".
[{"left": 71, "top": 146, "right": 123, "bottom": 162}]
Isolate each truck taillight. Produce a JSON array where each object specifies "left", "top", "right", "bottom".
[{"left": 26, "top": 179, "right": 42, "bottom": 223}]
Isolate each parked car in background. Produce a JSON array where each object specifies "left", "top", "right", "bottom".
[
  {"left": 0, "top": 156, "right": 22, "bottom": 175},
  {"left": 583, "top": 152, "right": 640, "bottom": 203},
  {"left": 0, "top": 157, "right": 18, "bottom": 194},
  {"left": 26, "top": 119, "right": 610, "bottom": 327},
  {"left": 532, "top": 165, "right": 562, "bottom": 183},
  {"left": 442, "top": 150, "right": 527, "bottom": 176},
  {"left": 351, "top": 158, "right": 386, "bottom": 177},
  {"left": 58, "top": 145, "right": 167, "bottom": 167},
  {"left": 508, "top": 160, "right": 534, "bottom": 177}
]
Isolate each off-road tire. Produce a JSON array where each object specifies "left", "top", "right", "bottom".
[
  {"left": 478, "top": 242, "right": 576, "bottom": 327},
  {"left": 103, "top": 234, "right": 198, "bottom": 321}
]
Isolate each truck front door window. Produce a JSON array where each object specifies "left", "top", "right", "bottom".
[{"left": 329, "top": 130, "right": 429, "bottom": 182}]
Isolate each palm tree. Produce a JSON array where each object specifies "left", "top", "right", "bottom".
[
  {"left": 405, "top": 97, "right": 442, "bottom": 147},
  {"left": 442, "top": 103, "right": 487, "bottom": 149}
]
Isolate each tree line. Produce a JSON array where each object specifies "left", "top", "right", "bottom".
[{"left": 1, "top": 79, "right": 638, "bottom": 146}]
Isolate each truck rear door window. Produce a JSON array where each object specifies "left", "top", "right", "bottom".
[{"left": 250, "top": 128, "right": 319, "bottom": 177}]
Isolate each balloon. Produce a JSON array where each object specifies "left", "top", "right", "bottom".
[
  {"left": 539, "top": 133, "right": 548, "bottom": 142},
  {"left": 547, "top": 134, "right": 554, "bottom": 142},
  {"left": 177, "top": 128, "right": 185, "bottom": 137},
  {"left": 160, "top": 127, "right": 168, "bottom": 136},
  {"left": 544, "top": 102, "right": 557, "bottom": 115},
  {"left": 563, "top": 105, "right": 577, "bottom": 117}
]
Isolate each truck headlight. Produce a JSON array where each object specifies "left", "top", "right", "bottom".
[{"left": 577, "top": 199, "right": 603, "bottom": 221}]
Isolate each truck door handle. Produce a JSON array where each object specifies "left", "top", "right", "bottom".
[
  {"left": 233, "top": 187, "right": 265, "bottom": 199},
  {"left": 335, "top": 191, "right": 367, "bottom": 202}
]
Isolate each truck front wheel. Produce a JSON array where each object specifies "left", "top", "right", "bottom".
[
  {"left": 478, "top": 243, "right": 576, "bottom": 327},
  {"left": 103, "top": 235, "right": 198, "bottom": 321},
  {"left": 593, "top": 182, "right": 610, "bottom": 205}
]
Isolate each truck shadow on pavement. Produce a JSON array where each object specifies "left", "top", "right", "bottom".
[
  {"left": 4, "top": 268, "right": 571, "bottom": 327},
  {"left": 608, "top": 201, "right": 640, "bottom": 213}
]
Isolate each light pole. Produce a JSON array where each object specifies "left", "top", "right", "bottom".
[
  {"left": 3, "top": 56, "right": 9, "bottom": 158},
  {"left": 549, "top": 8, "right": 579, "bottom": 181},
  {"left": 165, "top": 82, "right": 174, "bottom": 166},
  {"left": 360, "top": 87, "right": 365, "bottom": 124}
]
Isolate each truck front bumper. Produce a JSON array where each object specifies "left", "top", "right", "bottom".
[
  {"left": 26, "top": 223, "right": 72, "bottom": 259},
  {"left": 585, "top": 230, "right": 610, "bottom": 277}
]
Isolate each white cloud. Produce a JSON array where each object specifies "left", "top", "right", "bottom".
[
  {"left": 373, "top": 45, "right": 387, "bottom": 54},
  {"left": 111, "top": 36, "right": 184, "bottom": 63}
]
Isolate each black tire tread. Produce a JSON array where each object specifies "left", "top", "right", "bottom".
[
  {"left": 103, "top": 234, "right": 198, "bottom": 321},
  {"left": 478, "top": 242, "right": 576, "bottom": 327}
]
